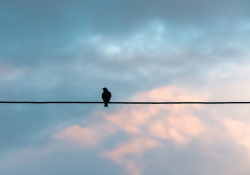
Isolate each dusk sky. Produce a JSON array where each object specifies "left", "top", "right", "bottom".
[{"left": 1, "top": 0, "right": 250, "bottom": 175}]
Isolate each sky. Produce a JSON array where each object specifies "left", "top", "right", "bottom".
[{"left": 1, "top": 0, "right": 250, "bottom": 175}]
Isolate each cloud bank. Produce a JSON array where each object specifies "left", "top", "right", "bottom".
[{"left": 1, "top": 0, "right": 250, "bottom": 174}]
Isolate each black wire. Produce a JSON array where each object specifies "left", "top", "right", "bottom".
[{"left": 0, "top": 101, "right": 250, "bottom": 104}]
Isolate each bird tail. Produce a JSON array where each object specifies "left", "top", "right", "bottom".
[{"left": 104, "top": 103, "right": 108, "bottom": 107}]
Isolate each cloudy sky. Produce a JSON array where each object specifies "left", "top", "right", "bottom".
[{"left": 1, "top": 0, "right": 250, "bottom": 175}]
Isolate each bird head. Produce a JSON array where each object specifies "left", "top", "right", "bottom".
[{"left": 102, "top": 87, "right": 108, "bottom": 91}]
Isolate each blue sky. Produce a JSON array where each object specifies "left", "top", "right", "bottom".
[{"left": 1, "top": 0, "right": 250, "bottom": 175}]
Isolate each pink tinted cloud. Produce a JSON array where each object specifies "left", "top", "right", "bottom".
[
  {"left": 149, "top": 115, "right": 205, "bottom": 145},
  {"left": 103, "top": 137, "right": 161, "bottom": 175},
  {"left": 55, "top": 86, "right": 208, "bottom": 175},
  {"left": 223, "top": 119, "right": 250, "bottom": 155},
  {"left": 103, "top": 138, "right": 161, "bottom": 161},
  {"left": 55, "top": 125, "right": 99, "bottom": 146}
]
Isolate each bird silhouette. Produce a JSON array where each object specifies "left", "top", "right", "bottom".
[{"left": 102, "top": 87, "right": 112, "bottom": 107}]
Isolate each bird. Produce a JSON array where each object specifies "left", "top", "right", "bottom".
[{"left": 102, "top": 87, "right": 112, "bottom": 107}]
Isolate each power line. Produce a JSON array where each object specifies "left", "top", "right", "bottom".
[{"left": 0, "top": 101, "right": 250, "bottom": 104}]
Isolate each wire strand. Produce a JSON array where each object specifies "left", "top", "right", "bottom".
[{"left": 0, "top": 101, "right": 250, "bottom": 104}]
